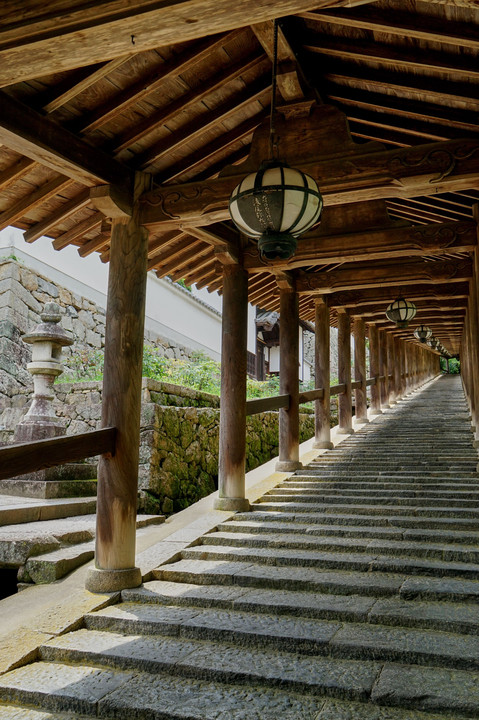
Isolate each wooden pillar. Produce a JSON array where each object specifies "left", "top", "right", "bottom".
[
  {"left": 313, "top": 298, "right": 333, "bottom": 449},
  {"left": 214, "top": 263, "right": 250, "bottom": 511},
  {"left": 394, "top": 336, "right": 403, "bottom": 399},
  {"left": 400, "top": 340, "right": 407, "bottom": 395},
  {"left": 86, "top": 175, "right": 149, "bottom": 593},
  {"left": 379, "top": 329, "right": 389, "bottom": 408},
  {"left": 387, "top": 332, "right": 396, "bottom": 404},
  {"left": 368, "top": 322, "right": 382, "bottom": 415},
  {"left": 276, "top": 286, "right": 302, "bottom": 471},
  {"left": 337, "top": 308, "right": 354, "bottom": 434},
  {"left": 353, "top": 316, "right": 369, "bottom": 424}
]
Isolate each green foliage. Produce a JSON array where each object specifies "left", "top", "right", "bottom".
[
  {"left": 173, "top": 278, "right": 192, "bottom": 292},
  {"left": 440, "top": 356, "right": 460, "bottom": 374},
  {"left": 58, "top": 344, "right": 313, "bottom": 401}
]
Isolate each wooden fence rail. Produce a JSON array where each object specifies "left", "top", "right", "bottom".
[
  {"left": 0, "top": 427, "right": 116, "bottom": 481},
  {"left": 245, "top": 394, "right": 290, "bottom": 416}
]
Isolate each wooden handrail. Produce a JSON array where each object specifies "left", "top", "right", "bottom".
[
  {"left": 330, "top": 383, "right": 346, "bottom": 396},
  {"left": 0, "top": 427, "right": 116, "bottom": 481},
  {"left": 366, "top": 377, "right": 376, "bottom": 387},
  {"left": 298, "top": 388, "right": 324, "bottom": 404},
  {"left": 246, "top": 394, "right": 289, "bottom": 416}
]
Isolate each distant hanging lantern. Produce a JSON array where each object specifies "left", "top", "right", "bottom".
[
  {"left": 414, "top": 325, "right": 433, "bottom": 343},
  {"left": 385, "top": 297, "right": 417, "bottom": 329},
  {"left": 428, "top": 337, "right": 439, "bottom": 350},
  {"left": 228, "top": 20, "right": 323, "bottom": 261}
]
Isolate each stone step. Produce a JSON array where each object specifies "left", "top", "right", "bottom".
[
  {"left": 0, "top": 706, "right": 95, "bottom": 719},
  {"left": 292, "top": 475, "right": 479, "bottom": 485},
  {"left": 263, "top": 491, "right": 479, "bottom": 508},
  {"left": 180, "top": 544, "right": 479, "bottom": 579},
  {"left": 220, "top": 518, "right": 479, "bottom": 545},
  {"left": 0, "top": 496, "right": 97, "bottom": 526},
  {"left": 245, "top": 509, "right": 479, "bottom": 531},
  {"left": 78, "top": 600, "right": 479, "bottom": 670},
  {"left": 14, "top": 514, "right": 164, "bottom": 583},
  {"left": 202, "top": 530, "right": 479, "bottom": 563},
  {"left": 0, "top": 659, "right": 370, "bottom": 719},
  {"left": 123, "top": 580, "right": 479, "bottom": 635},
  {"left": 253, "top": 501, "right": 479, "bottom": 519},
  {"left": 285, "top": 481, "right": 479, "bottom": 491}
]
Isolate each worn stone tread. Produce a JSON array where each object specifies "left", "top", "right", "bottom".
[
  {"left": 316, "top": 699, "right": 471, "bottom": 720},
  {"left": 0, "top": 706, "right": 94, "bottom": 719},
  {"left": 39, "top": 630, "right": 381, "bottom": 698}
]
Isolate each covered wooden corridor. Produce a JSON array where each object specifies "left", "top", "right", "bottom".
[{"left": 0, "top": 1, "right": 477, "bottom": 598}]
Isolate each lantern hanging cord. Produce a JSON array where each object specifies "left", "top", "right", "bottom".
[{"left": 269, "top": 19, "right": 279, "bottom": 161}]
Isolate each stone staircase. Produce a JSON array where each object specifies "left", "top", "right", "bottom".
[{"left": 0, "top": 374, "right": 478, "bottom": 719}]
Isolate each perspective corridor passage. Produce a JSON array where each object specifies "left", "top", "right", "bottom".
[{"left": 1, "top": 374, "right": 479, "bottom": 719}]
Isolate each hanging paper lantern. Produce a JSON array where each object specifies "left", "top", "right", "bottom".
[
  {"left": 229, "top": 161, "right": 323, "bottom": 260},
  {"left": 385, "top": 297, "right": 417, "bottom": 329},
  {"left": 414, "top": 325, "right": 433, "bottom": 343}
]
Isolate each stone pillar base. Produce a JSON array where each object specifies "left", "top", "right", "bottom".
[
  {"left": 312, "top": 440, "right": 334, "bottom": 450},
  {"left": 85, "top": 566, "right": 142, "bottom": 593},
  {"left": 355, "top": 416, "right": 369, "bottom": 424},
  {"left": 472, "top": 439, "right": 479, "bottom": 449},
  {"left": 337, "top": 427, "right": 354, "bottom": 435},
  {"left": 275, "top": 460, "right": 303, "bottom": 472},
  {"left": 214, "top": 497, "right": 250, "bottom": 512}
]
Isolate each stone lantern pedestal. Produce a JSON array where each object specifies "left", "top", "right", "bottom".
[
  {"left": 14, "top": 302, "right": 72, "bottom": 443},
  {"left": 0, "top": 303, "right": 98, "bottom": 499}
]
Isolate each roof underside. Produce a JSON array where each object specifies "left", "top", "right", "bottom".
[{"left": 0, "top": 0, "right": 478, "bottom": 354}]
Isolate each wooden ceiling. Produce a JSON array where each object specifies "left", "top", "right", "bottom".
[{"left": 0, "top": 0, "right": 478, "bottom": 355}]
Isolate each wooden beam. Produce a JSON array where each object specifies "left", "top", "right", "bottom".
[
  {"left": 0, "top": 92, "right": 134, "bottom": 198},
  {"left": 140, "top": 138, "right": 479, "bottom": 227},
  {"left": 0, "top": 428, "right": 116, "bottom": 481},
  {"left": 296, "top": 259, "right": 473, "bottom": 294},
  {"left": 0, "top": 1, "right": 331, "bottom": 87},
  {"left": 329, "top": 283, "right": 470, "bottom": 309},
  {"left": 53, "top": 212, "right": 104, "bottom": 250},
  {"left": 251, "top": 20, "right": 304, "bottom": 101},
  {"left": 301, "top": 8, "right": 479, "bottom": 50},
  {"left": 0, "top": 157, "right": 35, "bottom": 192},
  {"left": 244, "top": 220, "right": 477, "bottom": 273}
]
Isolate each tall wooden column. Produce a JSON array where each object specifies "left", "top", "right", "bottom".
[
  {"left": 387, "top": 332, "right": 396, "bottom": 404},
  {"left": 368, "top": 322, "right": 382, "bottom": 415},
  {"left": 276, "top": 286, "right": 302, "bottom": 471},
  {"left": 215, "top": 263, "right": 250, "bottom": 511},
  {"left": 379, "top": 329, "right": 389, "bottom": 409},
  {"left": 394, "top": 336, "right": 403, "bottom": 399},
  {"left": 86, "top": 175, "right": 149, "bottom": 593},
  {"left": 337, "top": 308, "right": 354, "bottom": 434},
  {"left": 353, "top": 316, "right": 369, "bottom": 423},
  {"left": 313, "top": 297, "right": 333, "bottom": 449},
  {"left": 400, "top": 340, "right": 407, "bottom": 396}
]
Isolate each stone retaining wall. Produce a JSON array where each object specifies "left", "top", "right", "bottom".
[{"left": 0, "top": 258, "right": 197, "bottom": 410}]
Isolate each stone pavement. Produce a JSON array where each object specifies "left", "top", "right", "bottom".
[{"left": 0, "top": 374, "right": 477, "bottom": 719}]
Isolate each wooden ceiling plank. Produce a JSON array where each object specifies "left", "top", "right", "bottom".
[
  {"left": 23, "top": 188, "right": 90, "bottom": 243},
  {"left": 171, "top": 254, "right": 215, "bottom": 282},
  {"left": 146, "top": 231, "right": 184, "bottom": 258},
  {"left": 305, "top": 35, "right": 479, "bottom": 80},
  {"left": 394, "top": 197, "right": 471, "bottom": 221},
  {"left": 0, "top": 157, "right": 35, "bottom": 192},
  {"left": 195, "top": 271, "right": 220, "bottom": 291},
  {"left": 296, "top": 259, "right": 473, "bottom": 295},
  {"left": 0, "top": 175, "right": 71, "bottom": 232},
  {"left": 137, "top": 78, "right": 270, "bottom": 170},
  {"left": 156, "top": 112, "right": 264, "bottom": 184},
  {"left": 155, "top": 243, "right": 212, "bottom": 277},
  {"left": 42, "top": 55, "right": 134, "bottom": 114},
  {"left": 0, "top": 1, "right": 326, "bottom": 87},
  {"left": 147, "top": 235, "right": 192, "bottom": 265},
  {"left": 301, "top": 9, "right": 479, "bottom": 50},
  {"left": 52, "top": 211, "right": 104, "bottom": 250},
  {"left": 113, "top": 52, "right": 263, "bottom": 152},
  {"left": 0, "top": 91, "right": 134, "bottom": 196}
]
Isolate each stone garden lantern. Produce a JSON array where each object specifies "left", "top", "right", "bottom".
[{"left": 14, "top": 302, "right": 73, "bottom": 442}]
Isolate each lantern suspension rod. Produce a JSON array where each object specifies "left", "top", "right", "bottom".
[{"left": 269, "top": 19, "right": 279, "bottom": 161}]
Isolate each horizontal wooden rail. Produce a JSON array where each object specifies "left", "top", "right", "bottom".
[
  {"left": 351, "top": 380, "right": 362, "bottom": 390},
  {"left": 330, "top": 383, "right": 346, "bottom": 396},
  {"left": 378, "top": 375, "right": 386, "bottom": 381},
  {"left": 0, "top": 427, "right": 116, "bottom": 481},
  {"left": 366, "top": 377, "right": 376, "bottom": 387},
  {"left": 298, "top": 388, "right": 324, "bottom": 405},
  {"left": 246, "top": 394, "right": 289, "bottom": 416}
]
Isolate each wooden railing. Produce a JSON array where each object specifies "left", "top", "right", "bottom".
[
  {"left": 246, "top": 394, "right": 289, "bottom": 416},
  {"left": 0, "top": 427, "right": 116, "bottom": 481}
]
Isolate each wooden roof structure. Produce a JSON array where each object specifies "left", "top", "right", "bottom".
[{"left": 1, "top": 0, "right": 478, "bottom": 354}]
